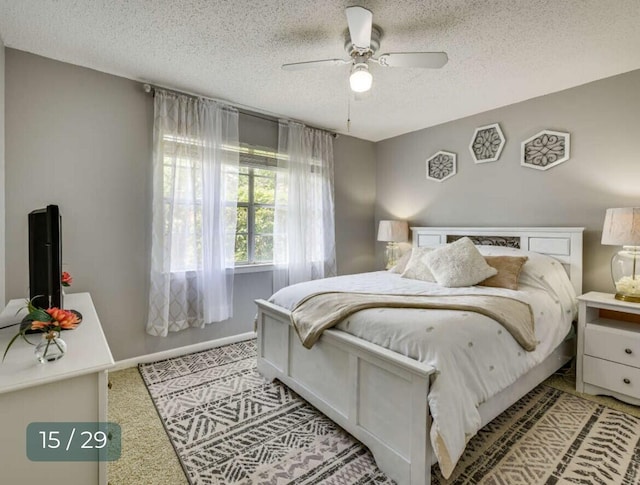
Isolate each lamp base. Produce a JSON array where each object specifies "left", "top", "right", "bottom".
[
  {"left": 611, "top": 247, "right": 640, "bottom": 303},
  {"left": 614, "top": 293, "right": 640, "bottom": 303},
  {"left": 385, "top": 242, "right": 400, "bottom": 270}
]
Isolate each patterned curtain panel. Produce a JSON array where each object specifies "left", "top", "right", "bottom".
[
  {"left": 273, "top": 120, "right": 336, "bottom": 292},
  {"left": 147, "top": 90, "right": 239, "bottom": 336}
]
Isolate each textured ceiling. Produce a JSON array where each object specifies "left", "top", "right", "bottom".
[{"left": 0, "top": 1, "right": 639, "bottom": 141}]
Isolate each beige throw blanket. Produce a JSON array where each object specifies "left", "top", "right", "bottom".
[{"left": 291, "top": 292, "right": 537, "bottom": 351}]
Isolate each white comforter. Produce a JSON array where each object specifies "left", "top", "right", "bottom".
[{"left": 268, "top": 247, "right": 576, "bottom": 477}]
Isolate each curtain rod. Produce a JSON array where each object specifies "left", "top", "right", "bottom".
[{"left": 142, "top": 82, "right": 338, "bottom": 138}]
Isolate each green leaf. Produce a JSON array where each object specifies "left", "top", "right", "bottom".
[
  {"left": 28, "top": 309, "right": 51, "bottom": 322},
  {"left": 27, "top": 296, "right": 43, "bottom": 314},
  {"left": 2, "top": 331, "right": 22, "bottom": 362},
  {"left": 20, "top": 327, "right": 36, "bottom": 346}
]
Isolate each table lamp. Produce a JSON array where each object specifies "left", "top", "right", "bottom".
[
  {"left": 602, "top": 207, "right": 640, "bottom": 302},
  {"left": 377, "top": 220, "right": 408, "bottom": 269}
]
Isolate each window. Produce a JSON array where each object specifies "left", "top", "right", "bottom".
[
  {"left": 226, "top": 145, "right": 281, "bottom": 265},
  {"left": 163, "top": 135, "right": 281, "bottom": 269}
]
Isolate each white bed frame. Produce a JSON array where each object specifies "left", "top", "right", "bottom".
[{"left": 255, "top": 227, "right": 584, "bottom": 485}]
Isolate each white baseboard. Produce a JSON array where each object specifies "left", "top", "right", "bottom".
[{"left": 111, "top": 331, "right": 256, "bottom": 371}]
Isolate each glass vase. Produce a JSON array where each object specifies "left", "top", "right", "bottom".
[{"left": 35, "top": 331, "right": 67, "bottom": 363}]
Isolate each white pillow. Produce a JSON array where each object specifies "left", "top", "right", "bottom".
[
  {"left": 400, "top": 247, "right": 435, "bottom": 282},
  {"left": 424, "top": 237, "right": 497, "bottom": 287}
]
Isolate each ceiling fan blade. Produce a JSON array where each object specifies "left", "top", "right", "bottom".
[
  {"left": 281, "top": 59, "right": 350, "bottom": 71},
  {"left": 346, "top": 6, "right": 373, "bottom": 50},
  {"left": 377, "top": 52, "right": 448, "bottom": 68}
]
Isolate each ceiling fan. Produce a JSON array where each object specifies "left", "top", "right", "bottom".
[{"left": 282, "top": 6, "right": 448, "bottom": 93}]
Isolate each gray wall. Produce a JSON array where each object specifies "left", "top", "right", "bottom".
[
  {"left": 0, "top": 39, "right": 5, "bottom": 307},
  {"left": 375, "top": 69, "right": 640, "bottom": 293},
  {"left": 4, "top": 49, "right": 376, "bottom": 361},
  {"left": 334, "top": 135, "right": 376, "bottom": 274}
]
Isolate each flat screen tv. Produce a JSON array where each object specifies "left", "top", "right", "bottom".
[{"left": 28, "top": 205, "right": 63, "bottom": 310}]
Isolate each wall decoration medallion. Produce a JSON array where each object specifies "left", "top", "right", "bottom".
[
  {"left": 426, "top": 151, "right": 457, "bottom": 182},
  {"left": 469, "top": 123, "right": 505, "bottom": 163},
  {"left": 521, "top": 130, "right": 571, "bottom": 170}
]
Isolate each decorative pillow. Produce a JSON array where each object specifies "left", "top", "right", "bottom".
[
  {"left": 400, "top": 247, "right": 435, "bottom": 282},
  {"left": 478, "top": 256, "right": 528, "bottom": 290},
  {"left": 476, "top": 245, "right": 578, "bottom": 318},
  {"left": 424, "top": 237, "right": 497, "bottom": 287},
  {"left": 389, "top": 249, "right": 412, "bottom": 274}
]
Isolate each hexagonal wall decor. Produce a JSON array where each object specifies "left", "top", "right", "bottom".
[
  {"left": 426, "top": 151, "right": 457, "bottom": 182},
  {"left": 521, "top": 130, "right": 570, "bottom": 170},
  {"left": 469, "top": 123, "right": 505, "bottom": 163}
]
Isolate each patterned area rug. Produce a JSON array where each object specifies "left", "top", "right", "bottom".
[
  {"left": 432, "top": 386, "right": 640, "bottom": 484},
  {"left": 139, "top": 340, "right": 640, "bottom": 485},
  {"left": 139, "top": 340, "right": 391, "bottom": 484}
]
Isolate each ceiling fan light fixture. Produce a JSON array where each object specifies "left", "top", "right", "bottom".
[{"left": 349, "top": 63, "right": 373, "bottom": 93}]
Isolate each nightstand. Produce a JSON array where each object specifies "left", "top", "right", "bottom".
[{"left": 576, "top": 291, "right": 640, "bottom": 405}]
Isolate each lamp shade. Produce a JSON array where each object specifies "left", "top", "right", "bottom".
[
  {"left": 602, "top": 208, "right": 640, "bottom": 246},
  {"left": 377, "top": 220, "right": 408, "bottom": 242}
]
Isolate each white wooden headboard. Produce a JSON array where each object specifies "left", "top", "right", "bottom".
[{"left": 411, "top": 227, "right": 584, "bottom": 295}]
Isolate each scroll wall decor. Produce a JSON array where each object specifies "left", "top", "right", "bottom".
[
  {"left": 521, "top": 130, "right": 571, "bottom": 170},
  {"left": 426, "top": 151, "right": 457, "bottom": 182},
  {"left": 469, "top": 123, "right": 506, "bottom": 163}
]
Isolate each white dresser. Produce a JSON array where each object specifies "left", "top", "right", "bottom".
[
  {"left": 0, "top": 293, "right": 114, "bottom": 485},
  {"left": 576, "top": 291, "right": 640, "bottom": 405}
]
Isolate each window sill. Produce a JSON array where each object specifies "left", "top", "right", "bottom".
[{"left": 233, "top": 263, "right": 274, "bottom": 274}]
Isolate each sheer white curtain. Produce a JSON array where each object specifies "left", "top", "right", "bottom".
[
  {"left": 147, "top": 90, "right": 239, "bottom": 336},
  {"left": 273, "top": 120, "right": 336, "bottom": 291}
]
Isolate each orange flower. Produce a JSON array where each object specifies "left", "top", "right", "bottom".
[
  {"left": 61, "top": 271, "right": 73, "bottom": 287},
  {"left": 30, "top": 320, "right": 54, "bottom": 331},
  {"left": 46, "top": 307, "right": 80, "bottom": 330}
]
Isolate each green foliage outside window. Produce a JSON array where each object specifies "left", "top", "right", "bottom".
[
  {"left": 164, "top": 137, "right": 279, "bottom": 269},
  {"left": 228, "top": 153, "right": 278, "bottom": 264}
]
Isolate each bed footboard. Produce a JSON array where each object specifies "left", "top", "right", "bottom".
[{"left": 255, "top": 299, "right": 436, "bottom": 485}]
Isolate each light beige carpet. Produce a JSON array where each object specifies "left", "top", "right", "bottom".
[
  {"left": 107, "top": 367, "right": 187, "bottom": 485},
  {"left": 107, "top": 358, "right": 640, "bottom": 484}
]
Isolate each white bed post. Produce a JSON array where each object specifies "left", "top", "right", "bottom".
[{"left": 410, "top": 374, "right": 431, "bottom": 484}]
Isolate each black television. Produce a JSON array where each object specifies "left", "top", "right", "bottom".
[{"left": 28, "top": 205, "right": 63, "bottom": 310}]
